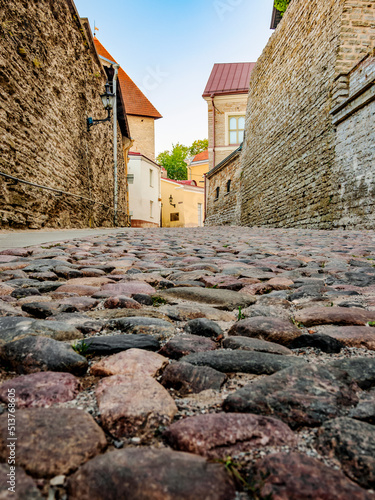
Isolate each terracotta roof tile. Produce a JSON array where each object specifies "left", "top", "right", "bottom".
[
  {"left": 203, "top": 63, "right": 256, "bottom": 97},
  {"left": 93, "top": 38, "right": 118, "bottom": 64},
  {"left": 94, "top": 38, "right": 162, "bottom": 119},
  {"left": 192, "top": 150, "right": 209, "bottom": 163}
]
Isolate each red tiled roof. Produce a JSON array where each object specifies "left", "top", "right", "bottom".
[
  {"left": 94, "top": 38, "right": 118, "bottom": 64},
  {"left": 203, "top": 63, "right": 256, "bottom": 97},
  {"left": 192, "top": 150, "right": 209, "bottom": 163},
  {"left": 94, "top": 38, "right": 162, "bottom": 119},
  {"left": 176, "top": 180, "right": 197, "bottom": 186}
]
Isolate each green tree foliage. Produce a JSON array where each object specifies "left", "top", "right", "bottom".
[
  {"left": 157, "top": 139, "right": 208, "bottom": 180},
  {"left": 189, "top": 139, "right": 209, "bottom": 157},
  {"left": 157, "top": 143, "right": 189, "bottom": 180},
  {"left": 274, "top": 0, "right": 290, "bottom": 15}
]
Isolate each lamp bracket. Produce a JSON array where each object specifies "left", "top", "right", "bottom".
[{"left": 87, "top": 108, "right": 111, "bottom": 132}]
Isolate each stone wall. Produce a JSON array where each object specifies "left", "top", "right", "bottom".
[
  {"left": 205, "top": 150, "right": 241, "bottom": 226},
  {"left": 337, "top": 0, "right": 375, "bottom": 75},
  {"left": 0, "top": 0, "right": 128, "bottom": 229},
  {"left": 331, "top": 51, "right": 375, "bottom": 228},
  {"left": 240, "top": 0, "right": 375, "bottom": 229}
]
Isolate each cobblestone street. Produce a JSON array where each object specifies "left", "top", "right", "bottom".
[{"left": 1, "top": 226, "right": 375, "bottom": 499}]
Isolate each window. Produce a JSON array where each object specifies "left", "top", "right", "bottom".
[
  {"left": 226, "top": 180, "right": 231, "bottom": 193},
  {"left": 149, "top": 169, "right": 154, "bottom": 187},
  {"left": 215, "top": 187, "right": 220, "bottom": 200},
  {"left": 170, "top": 213, "right": 179, "bottom": 222},
  {"left": 150, "top": 200, "right": 154, "bottom": 218},
  {"left": 229, "top": 116, "right": 245, "bottom": 145}
]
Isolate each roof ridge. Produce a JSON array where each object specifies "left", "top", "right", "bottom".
[{"left": 94, "top": 38, "right": 162, "bottom": 119}]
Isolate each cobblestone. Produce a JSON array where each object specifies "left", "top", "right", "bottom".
[{"left": 1, "top": 227, "right": 375, "bottom": 498}]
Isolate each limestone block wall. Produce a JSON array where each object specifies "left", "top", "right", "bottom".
[
  {"left": 205, "top": 152, "right": 241, "bottom": 226},
  {"left": 240, "top": 0, "right": 375, "bottom": 229},
  {"left": 337, "top": 0, "right": 375, "bottom": 75},
  {"left": 331, "top": 52, "right": 375, "bottom": 228},
  {"left": 0, "top": 0, "right": 128, "bottom": 229}
]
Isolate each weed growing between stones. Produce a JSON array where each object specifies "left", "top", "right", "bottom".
[
  {"left": 72, "top": 340, "right": 90, "bottom": 357},
  {"left": 291, "top": 317, "right": 303, "bottom": 328},
  {"left": 237, "top": 306, "right": 245, "bottom": 321},
  {"left": 214, "top": 456, "right": 273, "bottom": 500},
  {"left": 152, "top": 296, "right": 167, "bottom": 307}
]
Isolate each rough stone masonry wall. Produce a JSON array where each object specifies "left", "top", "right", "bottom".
[
  {"left": 0, "top": 0, "right": 128, "bottom": 229},
  {"left": 205, "top": 153, "right": 241, "bottom": 226},
  {"left": 240, "top": 0, "right": 375, "bottom": 229}
]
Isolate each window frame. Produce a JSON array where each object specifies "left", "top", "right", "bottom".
[{"left": 228, "top": 115, "right": 245, "bottom": 145}]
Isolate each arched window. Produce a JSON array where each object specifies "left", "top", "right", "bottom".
[
  {"left": 226, "top": 180, "right": 231, "bottom": 193},
  {"left": 215, "top": 187, "right": 220, "bottom": 200}
]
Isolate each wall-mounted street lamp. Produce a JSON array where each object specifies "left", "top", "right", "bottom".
[
  {"left": 169, "top": 195, "right": 176, "bottom": 208},
  {"left": 87, "top": 81, "right": 115, "bottom": 132}
]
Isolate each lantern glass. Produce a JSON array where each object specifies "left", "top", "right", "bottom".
[
  {"left": 100, "top": 93, "right": 110, "bottom": 109},
  {"left": 100, "top": 81, "right": 115, "bottom": 110}
]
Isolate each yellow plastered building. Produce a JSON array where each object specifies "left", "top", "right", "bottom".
[
  {"left": 187, "top": 150, "right": 209, "bottom": 188},
  {"left": 161, "top": 172, "right": 204, "bottom": 228}
]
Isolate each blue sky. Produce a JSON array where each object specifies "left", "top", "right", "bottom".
[{"left": 74, "top": 0, "right": 274, "bottom": 155}]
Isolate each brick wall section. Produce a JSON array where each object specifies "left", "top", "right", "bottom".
[
  {"left": 205, "top": 95, "right": 247, "bottom": 171},
  {"left": 205, "top": 152, "right": 241, "bottom": 226},
  {"left": 240, "top": 0, "right": 375, "bottom": 229},
  {"left": 0, "top": 0, "right": 128, "bottom": 229},
  {"left": 128, "top": 115, "right": 156, "bottom": 161}
]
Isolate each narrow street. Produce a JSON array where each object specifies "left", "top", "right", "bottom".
[{"left": 0, "top": 226, "right": 375, "bottom": 498}]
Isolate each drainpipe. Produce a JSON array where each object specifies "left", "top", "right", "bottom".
[
  {"left": 113, "top": 64, "right": 119, "bottom": 226},
  {"left": 203, "top": 173, "right": 207, "bottom": 224},
  {"left": 211, "top": 94, "right": 216, "bottom": 168},
  {"left": 123, "top": 138, "right": 134, "bottom": 226}
]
